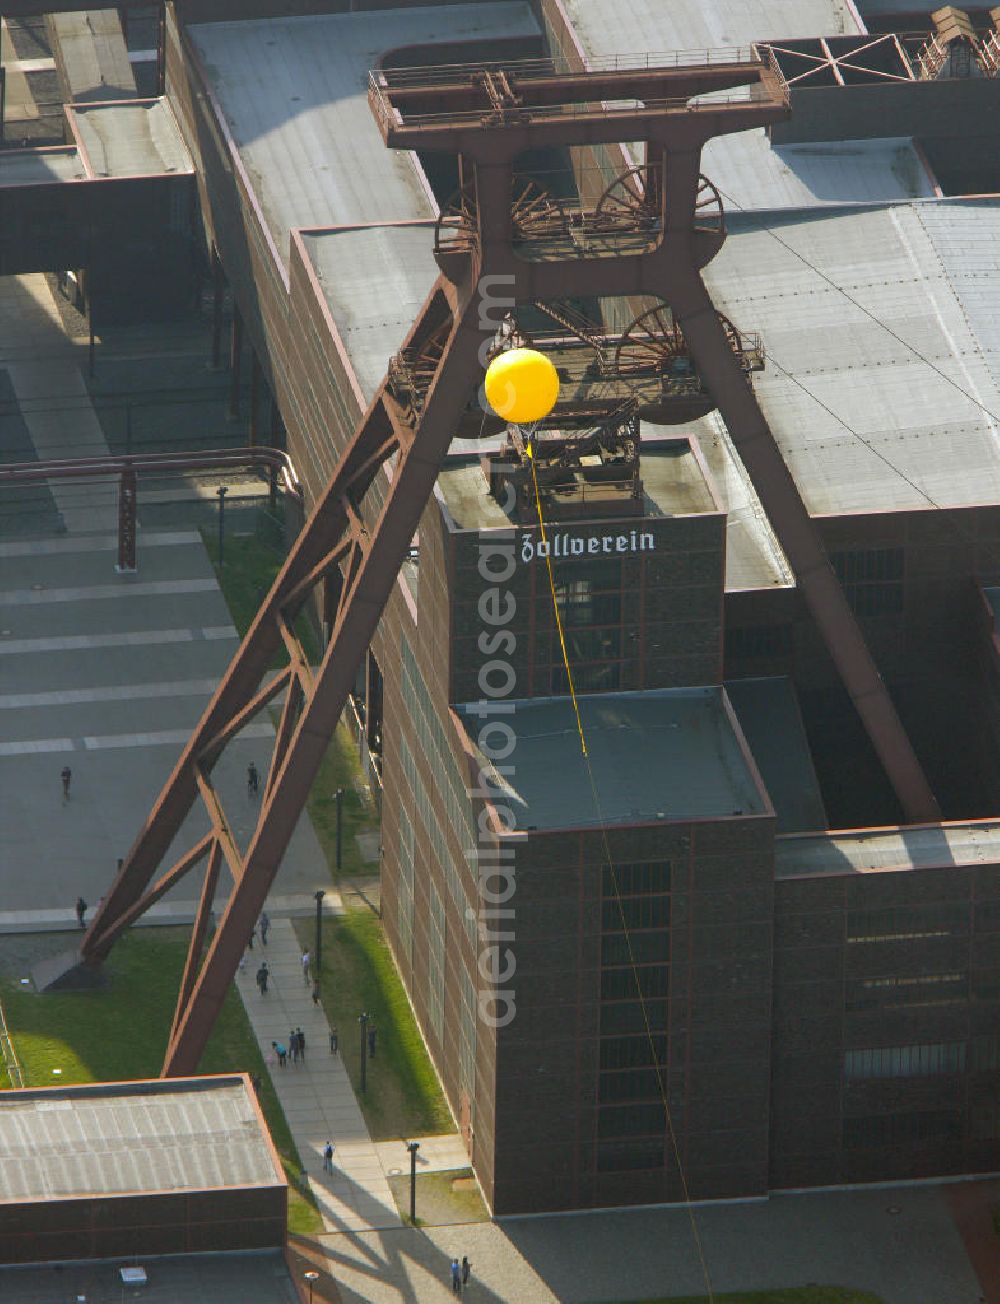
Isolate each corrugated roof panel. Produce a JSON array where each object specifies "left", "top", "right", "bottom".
[
  {"left": 191, "top": 3, "right": 540, "bottom": 260},
  {"left": 704, "top": 201, "right": 1000, "bottom": 516},
  {"left": 0, "top": 1080, "right": 279, "bottom": 1201}
]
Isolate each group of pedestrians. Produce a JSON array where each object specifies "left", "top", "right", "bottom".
[
  {"left": 268, "top": 1028, "right": 305, "bottom": 1068},
  {"left": 449, "top": 1256, "right": 472, "bottom": 1293}
]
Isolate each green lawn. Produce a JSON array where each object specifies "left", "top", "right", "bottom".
[
  {"left": 298, "top": 908, "right": 454, "bottom": 1141},
  {"left": 634, "top": 1290, "right": 882, "bottom": 1304},
  {"left": 306, "top": 721, "right": 380, "bottom": 882},
  {"left": 1, "top": 930, "right": 321, "bottom": 1234},
  {"left": 201, "top": 515, "right": 320, "bottom": 662}
]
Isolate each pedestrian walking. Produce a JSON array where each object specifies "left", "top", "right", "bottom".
[
  {"left": 462, "top": 1256, "right": 471, "bottom": 1287},
  {"left": 450, "top": 1259, "right": 461, "bottom": 1294},
  {"left": 289, "top": 1029, "right": 298, "bottom": 1064},
  {"left": 301, "top": 949, "right": 311, "bottom": 986},
  {"left": 271, "top": 1040, "right": 287, "bottom": 1068},
  {"left": 259, "top": 910, "right": 270, "bottom": 945},
  {"left": 296, "top": 1027, "right": 306, "bottom": 1062},
  {"left": 368, "top": 1025, "right": 378, "bottom": 1059},
  {"left": 247, "top": 926, "right": 255, "bottom": 951},
  {"left": 322, "top": 1141, "right": 334, "bottom": 1173},
  {"left": 256, "top": 961, "right": 269, "bottom": 995},
  {"left": 247, "top": 761, "right": 259, "bottom": 797},
  {"left": 61, "top": 766, "right": 72, "bottom": 800},
  {"left": 312, "top": 979, "right": 321, "bottom": 1007},
  {"left": 329, "top": 1028, "right": 338, "bottom": 1054},
  {"left": 75, "top": 897, "right": 87, "bottom": 929}
]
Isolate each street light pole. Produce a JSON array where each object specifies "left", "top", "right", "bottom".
[
  {"left": 359, "top": 1011, "right": 369, "bottom": 1093},
  {"left": 406, "top": 1140, "right": 420, "bottom": 1224},
  {"left": 335, "top": 787, "right": 344, "bottom": 871},
  {"left": 216, "top": 484, "right": 228, "bottom": 567},
  {"left": 303, "top": 1269, "right": 319, "bottom": 1303},
  {"left": 314, "top": 889, "right": 325, "bottom": 977}
]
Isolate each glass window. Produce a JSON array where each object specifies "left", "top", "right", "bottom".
[
  {"left": 600, "top": 1034, "right": 668, "bottom": 1070},
  {"left": 843, "top": 1041, "right": 966, "bottom": 1080},
  {"left": 600, "top": 999, "right": 668, "bottom": 1035},
  {"left": 602, "top": 896, "right": 670, "bottom": 932},
  {"left": 598, "top": 1102, "right": 666, "bottom": 1138},
  {"left": 846, "top": 904, "right": 968, "bottom": 943},
  {"left": 596, "top": 1139, "right": 663, "bottom": 1172},
  {"left": 845, "top": 972, "right": 967, "bottom": 1011},
  {"left": 598, "top": 1068, "right": 663, "bottom": 1104},
  {"left": 604, "top": 862, "right": 671, "bottom": 895},
  {"left": 602, "top": 932, "right": 668, "bottom": 966},
  {"left": 551, "top": 660, "right": 621, "bottom": 694},
  {"left": 602, "top": 965, "right": 670, "bottom": 1000}
]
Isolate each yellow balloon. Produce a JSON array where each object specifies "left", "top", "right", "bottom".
[{"left": 484, "top": 348, "right": 560, "bottom": 425}]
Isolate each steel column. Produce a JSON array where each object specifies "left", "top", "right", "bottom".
[{"left": 671, "top": 289, "right": 940, "bottom": 823}]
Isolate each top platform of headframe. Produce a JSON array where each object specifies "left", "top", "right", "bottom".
[{"left": 368, "top": 50, "right": 790, "bottom": 153}]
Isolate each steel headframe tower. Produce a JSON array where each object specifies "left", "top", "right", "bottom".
[{"left": 79, "top": 50, "right": 939, "bottom": 1076}]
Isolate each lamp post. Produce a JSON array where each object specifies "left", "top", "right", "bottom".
[
  {"left": 314, "top": 889, "right": 325, "bottom": 977},
  {"left": 406, "top": 1140, "right": 420, "bottom": 1224},
  {"left": 216, "top": 484, "right": 228, "bottom": 567},
  {"left": 303, "top": 1269, "right": 319, "bottom": 1303},
  {"left": 359, "top": 1011, "right": 369, "bottom": 1093},
  {"left": 335, "top": 787, "right": 344, "bottom": 871}
]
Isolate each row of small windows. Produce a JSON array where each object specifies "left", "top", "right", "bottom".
[
  {"left": 401, "top": 638, "right": 477, "bottom": 862},
  {"left": 843, "top": 1110, "right": 961, "bottom": 1150},
  {"left": 399, "top": 736, "right": 474, "bottom": 945},
  {"left": 598, "top": 1102, "right": 666, "bottom": 1139},
  {"left": 396, "top": 810, "right": 415, "bottom": 965},
  {"left": 597, "top": 856, "right": 672, "bottom": 1161},
  {"left": 547, "top": 564, "right": 624, "bottom": 695},
  {"left": 832, "top": 547, "right": 904, "bottom": 618},
  {"left": 601, "top": 1034, "right": 668, "bottom": 1071},
  {"left": 601, "top": 964, "right": 670, "bottom": 1001},
  {"left": 602, "top": 932, "right": 669, "bottom": 966},
  {"left": 844, "top": 1037, "right": 1000, "bottom": 1081},
  {"left": 599, "top": 1067, "right": 665, "bottom": 1104},
  {"left": 600, "top": 999, "right": 668, "bottom": 1035},
  {"left": 602, "top": 896, "right": 670, "bottom": 932},
  {"left": 846, "top": 903, "right": 968, "bottom": 943},
  {"left": 845, "top": 972, "right": 967, "bottom": 1012},
  {"left": 596, "top": 1139, "right": 663, "bottom": 1173},
  {"left": 427, "top": 882, "right": 446, "bottom": 1041},
  {"left": 603, "top": 861, "right": 672, "bottom": 896}
]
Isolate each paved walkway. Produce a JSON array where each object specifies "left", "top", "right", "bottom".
[{"left": 234, "top": 917, "right": 468, "bottom": 1235}]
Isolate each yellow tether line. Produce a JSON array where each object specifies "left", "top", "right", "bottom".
[{"left": 526, "top": 435, "right": 715, "bottom": 1303}]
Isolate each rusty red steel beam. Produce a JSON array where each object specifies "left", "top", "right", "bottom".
[
  {"left": 376, "top": 98, "right": 789, "bottom": 155},
  {"left": 377, "top": 65, "right": 771, "bottom": 112},
  {"left": 670, "top": 292, "right": 940, "bottom": 824}
]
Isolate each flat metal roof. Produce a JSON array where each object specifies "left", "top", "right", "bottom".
[
  {"left": 302, "top": 223, "right": 439, "bottom": 403},
  {"left": 457, "top": 688, "right": 770, "bottom": 830},
  {"left": 71, "top": 100, "right": 192, "bottom": 177},
  {"left": 0, "top": 149, "right": 86, "bottom": 188},
  {"left": 648, "top": 414, "right": 792, "bottom": 591},
  {"left": 560, "top": 0, "right": 935, "bottom": 211},
  {"left": 0, "top": 1076, "right": 282, "bottom": 1202},
  {"left": 0, "top": 1251, "right": 295, "bottom": 1303},
  {"left": 705, "top": 199, "right": 1000, "bottom": 516},
  {"left": 777, "top": 820, "right": 1000, "bottom": 877},
  {"left": 190, "top": 3, "right": 540, "bottom": 260},
  {"left": 726, "top": 677, "right": 827, "bottom": 833}
]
